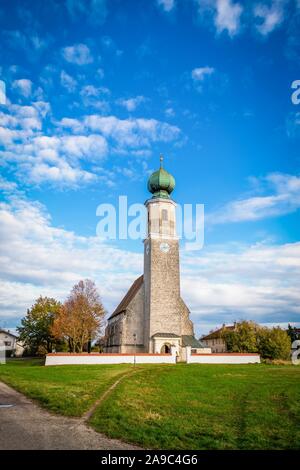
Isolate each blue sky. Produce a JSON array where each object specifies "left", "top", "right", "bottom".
[{"left": 0, "top": 0, "right": 299, "bottom": 335}]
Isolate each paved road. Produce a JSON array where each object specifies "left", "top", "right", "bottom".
[{"left": 0, "top": 381, "right": 138, "bottom": 450}]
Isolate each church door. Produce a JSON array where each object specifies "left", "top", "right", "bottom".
[{"left": 161, "top": 343, "right": 171, "bottom": 354}]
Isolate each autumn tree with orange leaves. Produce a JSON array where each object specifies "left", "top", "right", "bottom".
[{"left": 52, "top": 279, "right": 105, "bottom": 353}]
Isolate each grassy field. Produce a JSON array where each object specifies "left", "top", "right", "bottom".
[
  {"left": 0, "top": 358, "right": 132, "bottom": 416},
  {"left": 91, "top": 363, "right": 300, "bottom": 450},
  {"left": 0, "top": 359, "right": 299, "bottom": 449}
]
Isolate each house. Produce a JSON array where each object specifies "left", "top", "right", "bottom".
[
  {"left": 0, "top": 329, "right": 24, "bottom": 357},
  {"left": 289, "top": 327, "right": 300, "bottom": 351},
  {"left": 287, "top": 325, "right": 300, "bottom": 343},
  {"left": 201, "top": 324, "right": 236, "bottom": 353}
]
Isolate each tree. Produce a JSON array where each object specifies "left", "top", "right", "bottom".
[
  {"left": 17, "top": 296, "right": 61, "bottom": 355},
  {"left": 257, "top": 327, "right": 291, "bottom": 360},
  {"left": 222, "top": 321, "right": 292, "bottom": 360},
  {"left": 287, "top": 324, "right": 300, "bottom": 343},
  {"left": 222, "top": 321, "right": 259, "bottom": 353},
  {"left": 52, "top": 279, "right": 105, "bottom": 353}
]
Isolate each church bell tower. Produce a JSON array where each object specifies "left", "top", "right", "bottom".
[
  {"left": 143, "top": 156, "right": 193, "bottom": 353},
  {"left": 105, "top": 155, "right": 198, "bottom": 355}
]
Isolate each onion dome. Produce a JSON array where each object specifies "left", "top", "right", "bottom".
[{"left": 147, "top": 156, "right": 175, "bottom": 199}]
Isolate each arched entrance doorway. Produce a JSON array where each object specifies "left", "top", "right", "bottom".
[{"left": 161, "top": 343, "right": 171, "bottom": 354}]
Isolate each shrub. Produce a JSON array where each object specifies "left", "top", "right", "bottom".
[
  {"left": 222, "top": 321, "right": 259, "bottom": 353},
  {"left": 257, "top": 327, "right": 291, "bottom": 360},
  {"left": 223, "top": 321, "right": 292, "bottom": 360}
]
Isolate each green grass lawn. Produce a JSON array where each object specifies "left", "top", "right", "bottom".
[
  {"left": 0, "top": 359, "right": 299, "bottom": 449},
  {"left": 90, "top": 363, "right": 300, "bottom": 450},
  {"left": 0, "top": 358, "right": 132, "bottom": 416}
]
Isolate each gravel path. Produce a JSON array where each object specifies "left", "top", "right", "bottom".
[{"left": 0, "top": 381, "right": 139, "bottom": 450}]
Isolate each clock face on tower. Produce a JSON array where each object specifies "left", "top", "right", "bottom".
[
  {"left": 145, "top": 244, "right": 150, "bottom": 255},
  {"left": 160, "top": 242, "right": 170, "bottom": 253}
]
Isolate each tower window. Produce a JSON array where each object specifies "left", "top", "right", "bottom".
[{"left": 162, "top": 209, "right": 168, "bottom": 221}]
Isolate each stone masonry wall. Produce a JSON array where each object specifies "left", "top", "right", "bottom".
[
  {"left": 146, "top": 238, "right": 183, "bottom": 346},
  {"left": 122, "top": 284, "right": 145, "bottom": 353},
  {"left": 180, "top": 298, "right": 194, "bottom": 336}
]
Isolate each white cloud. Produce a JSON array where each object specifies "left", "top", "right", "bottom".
[
  {"left": 97, "top": 68, "right": 105, "bottom": 79},
  {"left": 116, "top": 96, "right": 146, "bottom": 112},
  {"left": 32, "top": 101, "right": 51, "bottom": 118},
  {"left": 0, "top": 194, "right": 142, "bottom": 321},
  {"left": 62, "top": 43, "right": 93, "bottom": 65},
  {"left": 4, "top": 30, "right": 51, "bottom": 60},
  {"left": 254, "top": 1, "right": 285, "bottom": 36},
  {"left": 0, "top": 127, "right": 19, "bottom": 145},
  {"left": 182, "top": 241, "right": 300, "bottom": 334},
  {"left": 195, "top": 0, "right": 288, "bottom": 38},
  {"left": 27, "top": 161, "right": 96, "bottom": 185},
  {"left": 58, "top": 117, "right": 84, "bottom": 133},
  {"left": 80, "top": 85, "right": 110, "bottom": 100},
  {"left": 157, "top": 0, "right": 175, "bottom": 12},
  {"left": 165, "top": 107, "right": 175, "bottom": 118},
  {"left": 0, "top": 190, "right": 299, "bottom": 335},
  {"left": 81, "top": 85, "right": 110, "bottom": 97},
  {"left": 0, "top": 103, "right": 107, "bottom": 186},
  {"left": 0, "top": 177, "right": 18, "bottom": 192},
  {"left": 0, "top": 103, "right": 42, "bottom": 146},
  {"left": 215, "top": 0, "right": 243, "bottom": 36},
  {"left": 0, "top": 80, "right": 5, "bottom": 105},
  {"left": 0, "top": 102, "right": 181, "bottom": 187},
  {"left": 196, "top": 0, "right": 243, "bottom": 37},
  {"left": 83, "top": 115, "right": 181, "bottom": 148},
  {"left": 8, "top": 132, "right": 106, "bottom": 185},
  {"left": 58, "top": 114, "right": 180, "bottom": 148},
  {"left": 191, "top": 66, "right": 215, "bottom": 81},
  {"left": 12, "top": 78, "right": 33, "bottom": 97},
  {"left": 80, "top": 85, "right": 110, "bottom": 110},
  {"left": 286, "top": 112, "right": 300, "bottom": 138},
  {"left": 208, "top": 173, "right": 300, "bottom": 224},
  {"left": 60, "top": 70, "right": 77, "bottom": 92},
  {"left": 61, "top": 134, "right": 108, "bottom": 158}
]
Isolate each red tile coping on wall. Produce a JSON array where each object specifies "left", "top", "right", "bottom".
[
  {"left": 191, "top": 353, "right": 260, "bottom": 356},
  {"left": 46, "top": 353, "right": 171, "bottom": 356}
]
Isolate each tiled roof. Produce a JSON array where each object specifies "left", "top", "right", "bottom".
[
  {"left": 152, "top": 333, "right": 180, "bottom": 338},
  {"left": 181, "top": 335, "right": 204, "bottom": 348},
  {"left": 201, "top": 325, "right": 235, "bottom": 341},
  {"left": 108, "top": 275, "right": 143, "bottom": 320},
  {"left": 0, "top": 329, "right": 18, "bottom": 339}
]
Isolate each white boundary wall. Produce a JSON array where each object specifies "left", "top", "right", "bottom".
[
  {"left": 0, "top": 344, "right": 5, "bottom": 364},
  {"left": 45, "top": 347, "right": 177, "bottom": 366},
  {"left": 45, "top": 347, "right": 260, "bottom": 366},
  {"left": 186, "top": 346, "right": 260, "bottom": 364}
]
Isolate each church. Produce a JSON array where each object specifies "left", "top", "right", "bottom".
[{"left": 105, "top": 157, "right": 203, "bottom": 356}]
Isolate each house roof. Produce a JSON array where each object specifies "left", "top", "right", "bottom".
[
  {"left": 108, "top": 275, "right": 143, "bottom": 320},
  {"left": 181, "top": 335, "right": 204, "bottom": 348},
  {"left": 152, "top": 333, "right": 180, "bottom": 338},
  {"left": 0, "top": 329, "right": 18, "bottom": 339},
  {"left": 201, "top": 325, "right": 235, "bottom": 341}
]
